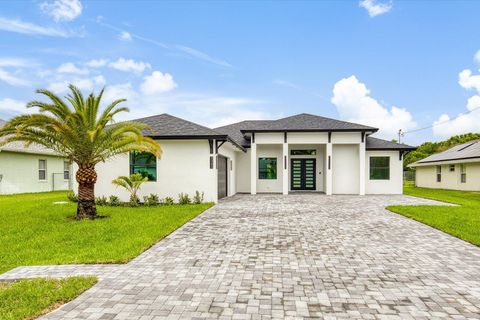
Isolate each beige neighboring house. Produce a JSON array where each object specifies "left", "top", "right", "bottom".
[
  {"left": 0, "top": 119, "right": 71, "bottom": 194},
  {"left": 409, "top": 139, "right": 480, "bottom": 191}
]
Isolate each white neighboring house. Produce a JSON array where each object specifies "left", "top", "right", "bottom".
[
  {"left": 76, "top": 113, "right": 415, "bottom": 203},
  {"left": 0, "top": 119, "right": 71, "bottom": 194},
  {"left": 409, "top": 139, "right": 480, "bottom": 191}
]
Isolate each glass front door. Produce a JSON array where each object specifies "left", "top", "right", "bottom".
[{"left": 290, "top": 158, "right": 316, "bottom": 190}]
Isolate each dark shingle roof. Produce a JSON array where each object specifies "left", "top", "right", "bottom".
[
  {"left": 414, "top": 139, "right": 480, "bottom": 164},
  {"left": 132, "top": 114, "right": 227, "bottom": 138},
  {"left": 215, "top": 120, "right": 273, "bottom": 147},
  {"left": 366, "top": 136, "right": 415, "bottom": 150},
  {"left": 240, "top": 113, "right": 378, "bottom": 132}
]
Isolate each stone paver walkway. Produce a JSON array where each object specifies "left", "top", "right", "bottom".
[{"left": 4, "top": 194, "right": 480, "bottom": 319}]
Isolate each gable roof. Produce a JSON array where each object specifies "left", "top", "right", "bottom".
[
  {"left": 366, "top": 136, "right": 415, "bottom": 151},
  {"left": 413, "top": 139, "right": 480, "bottom": 165},
  {"left": 215, "top": 120, "right": 272, "bottom": 148}
]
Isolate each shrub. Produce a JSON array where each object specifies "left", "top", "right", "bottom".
[
  {"left": 143, "top": 194, "right": 159, "bottom": 206},
  {"left": 163, "top": 197, "right": 175, "bottom": 205},
  {"left": 95, "top": 196, "right": 108, "bottom": 206},
  {"left": 178, "top": 193, "right": 191, "bottom": 205},
  {"left": 67, "top": 191, "right": 78, "bottom": 203},
  {"left": 108, "top": 195, "right": 121, "bottom": 206},
  {"left": 193, "top": 191, "right": 204, "bottom": 204},
  {"left": 128, "top": 194, "right": 140, "bottom": 207}
]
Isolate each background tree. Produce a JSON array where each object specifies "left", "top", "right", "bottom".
[
  {"left": 112, "top": 173, "right": 148, "bottom": 205},
  {"left": 0, "top": 85, "right": 161, "bottom": 219}
]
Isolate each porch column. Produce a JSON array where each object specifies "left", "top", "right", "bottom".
[
  {"left": 282, "top": 142, "right": 288, "bottom": 195},
  {"left": 359, "top": 142, "right": 366, "bottom": 195},
  {"left": 250, "top": 142, "right": 257, "bottom": 194},
  {"left": 326, "top": 142, "right": 333, "bottom": 195}
]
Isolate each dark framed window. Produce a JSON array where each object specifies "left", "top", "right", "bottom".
[
  {"left": 449, "top": 164, "right": 455, "bottom": 172},
  {"left": 130, "top": 151, "right": 157, "bottom": 181},
  {"left": 369, "top": 157, "right": 390, "bottom": 180},
  {"left": 460, "top": 164, "right": 466, "bottom": 183},
  {"left": 259, "top": 158, "right": 277, "bottom": 179},
  {"left": 436, "top": 165, "right": 442, "bottom": 182},
  {"left": 290, "top": 149, "right": 316, "bottom": 156},
  {"left": 63, "top": 161, "right": 70, "bottom": 180},
  {"left": 38, "top": 159, "right": 46, "bottom": 180}
]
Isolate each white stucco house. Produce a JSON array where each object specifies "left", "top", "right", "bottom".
[
  {"left": 409, "top": 139, "right": 480, "bottom": 191},
  {"left": 84, "top": 113, "right": 414, "bottom": 203},
  {"left": 0, "top": 119, "right": 71, "bottom": 194}
]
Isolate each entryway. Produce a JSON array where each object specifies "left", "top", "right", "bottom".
[
  {"left": 290, "top": 158, "right": 316, "bottom": 190},
  {"left": 217, "top": 155, "right": 228, "bottom": 199}
]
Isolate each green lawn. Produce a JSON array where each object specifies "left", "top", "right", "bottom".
[
  {"left": 0, "top": 276, "right": 96, "bottom": 320},
  {"left": 387, "top": 184, "right": 480, "bottom": 246},
  {"left": 0, "top": 191, "right": 213, "bottom": 274}
]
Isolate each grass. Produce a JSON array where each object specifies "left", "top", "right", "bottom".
[
  {"left": 387, "top": 183, "right": 480, "bottom": 246},
  {"left": 0, "top": 191, "right": 213, "bottom": 274},
  {"left": 0, "top": 276, "right": 96, "bottom": 320}
]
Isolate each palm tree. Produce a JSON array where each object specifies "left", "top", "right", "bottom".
[
  {"left": 112, "top": 173, "right": 148, "bottom": 205},
  {"left": 0, "top": 85, "right": 161, "bottom": 219}
]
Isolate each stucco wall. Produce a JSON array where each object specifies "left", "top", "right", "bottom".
[
  {"left": 74, "top": 139, "right": 218, "bottom": 202},
  {"left": 218, "top": 143, "right": 239, "bottom": 196},
  {"left": 365, "top": 150, "right": 403, "bottom": 194},
  {"left": 0, "top": 151, "right": 69, "bottom": 194},
  {"left": 256, "top": 144, "right": 283, "bottom": 193},
  {"left": 236, "top": 149, "right": 251, "bottom": 193},
  {"left": 415, "top": 162, "right": 480, "bottom": 191},
  {"left": 332, "top": 144, "right": 359, "bottom": 194}
]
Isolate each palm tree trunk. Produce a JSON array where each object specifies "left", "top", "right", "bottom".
[{"left": 76, "top": 165, "right": 97, "bottom": 219}]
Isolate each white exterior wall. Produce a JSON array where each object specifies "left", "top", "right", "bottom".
[
  {"left": 415, "top": 162, "right": 480, "bottom": 191},
  {"left": 236, "top": 149, "right": 251, "bottom": 193},
  {"left": 74, "top": 140, "right": 218, "bottom": 202},
  {"left": 365, "top": 150, "right": 403, "bottom": 194},
  {"left": 218, "top": 143, "right": 239, "bottom": 196},
  {"left": 332, "top": 144, "right": 360, "bottom": 194},
  {"left": 0, "top": 151, "right": 69, "bottom": 194},
  {"left": 256, "top": 144, "right": 283, "bottom": 193}
]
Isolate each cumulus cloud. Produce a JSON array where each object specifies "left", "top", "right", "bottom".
[
  {"left": 0, "top": 98, "right": 27, "bottom": 113},
  {"left": 57, "top": 62, "right": 89, "bottom": 75},
  {"left": 331, "top": 75, "right": 416, "bottom": 139},
  {"left": 48, "top": 75, "right": 105, "bottom": 94},
  {"left": 109, "top": 58, "right": 150, "bottom": 73},
  {"left": 40, "top": 0, "right": 83, "bottom": 22},
  {"left": 119, "top": 31, "right": 132, "bottom": 41},
  {"left": 0, "top": 68, "right": 29, "bottom": 86},
  {"left": 0, "top": 17, "right": 70, "bottom": 37},
  {"left": 85, "top": 59, "right": 108, "bottom": 68},
  {"left": 359, "top": 0, "right": 393, "bottom": 17},
  {"left": 458, "top": 69, "right": 480, "bottom": 91},
  {"left": 140, "top": 71, "right": 177, "bottom": 95}
]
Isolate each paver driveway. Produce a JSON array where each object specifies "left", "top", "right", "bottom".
[{"left": 31, "top": 195, "right": 480, "bottom": 318}]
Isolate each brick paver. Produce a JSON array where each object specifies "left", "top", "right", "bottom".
[{"left": 6, "top": 194, "right": 480, "bottom": 319}]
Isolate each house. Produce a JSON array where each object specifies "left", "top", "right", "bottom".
[
  {"left": 409, "top": 139, "right": 480, "bottom": 191},
  {"left": 0, "top": 119, "right": 71, "bottom": 194},
  {"left": 84, "top": 113, "right": 414, "bottom": 202}
]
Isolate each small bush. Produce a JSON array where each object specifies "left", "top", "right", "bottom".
[
  {"left": 108, "top": 195, "right": 121, "bottom": 206},
  {"left": 128, "top": 194, "right": 140, "bottom": 207},
  {"left": 143, "top": 194, "right": 159, "bottom": 206},
  {"left": 67, "top": 191, "right": 78, "bottom": 203},
  {"left": 193, "top": 191, "right": 204, "bottom": 204},
  {"left": 178, "top": 193, "right": 191, "bottom": 205},
  {"left": 163, "top": 197, "right": 175, "bottom": 205},
  {"left": 95, "top": 196, "right": 108, "bottom": 206}
]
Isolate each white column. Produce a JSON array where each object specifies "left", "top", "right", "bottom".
[
  {"left": 282, "top": 142, "right": 288, "bottom": 195},
  {"left": 359, "top": 142, "right": 366, "bottom": 195},
  {"left": 326, "top": 142, "right": 333, "bottom": 195},
  {"left": 250, "top": 142, "right": 257, "bottom": 194}
]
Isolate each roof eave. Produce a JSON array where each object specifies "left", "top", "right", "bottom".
[
  {"left": 240, "top": 128, "right": 379, "bottom": 133},
  {"left": 148, "top": 134, "right": 228, "bottom": 140},
  {"left": 366, "top": 147, "right": 416, "bottom": 151}
]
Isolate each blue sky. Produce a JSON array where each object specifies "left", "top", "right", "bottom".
[{"left": 1, "top": 0, "right": 480, "bottom": 145}]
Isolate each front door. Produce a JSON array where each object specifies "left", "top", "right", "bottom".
[
  {"left": 290, "top": 158, "right": 316, "bottom": 191},
  {"left": 217, "top": 155, "right": 228, "bottom": 199}
]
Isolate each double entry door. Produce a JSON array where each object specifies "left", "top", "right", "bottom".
[{"left": 290, "top": 158, "right": 316, "bottom": 191}]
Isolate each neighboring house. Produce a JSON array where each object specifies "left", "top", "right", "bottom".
[
  {"left": 409, "top": 139, "right": 480, "bottom": 191},
  {"left": 0, "top": 119, "right": 71, "bottom": 194},
  {"left": 82, "top": 113, "right": 414, "bottom": 203}
]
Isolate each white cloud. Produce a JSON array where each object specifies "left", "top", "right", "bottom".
[
  {"left": 359, "top": 0, "right": 393, "bottom": 17},
  {"left": 140, "top": 71, "right": 177, "bottom": 95},
  {"left": 474, "top": 50, "right": 480, "bottom": 64},
  {"left": 109, "top": 58, "right": 151, "bottom": 73},
  {"left": 458, "top": 69, "right": 480, "bottom": 92},
  {"left": 0, "top": 68, "right": 29, "bottom": 86},
  {"left": 0, "top": 58, "right": 37, "bottom": 68},
  {"left": 0, "top": 98, "right": 26, "bottom": 113},
  {"left": 40, "top": 0, "right": 83, "bottom": 22},
  {"left": 57, "top": 62, "right": 89, "bottom": 75},
  {"left": 119, "top": 31, "right": 132, "bottom": 41},
  {"left": 85, "top": 59, "right": 108, "bottom": 68},
  {"left": 331, "top": 75, "right": 416, "bottom": 139},
  {"left": 0, "top": 17, "right": 69, "bottom": 37},
  {"left": 48, "top": 75, "right": 106, "bottom": 94}
]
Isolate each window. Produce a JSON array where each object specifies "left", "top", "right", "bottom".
[
  {"left": 290, "top": 149, "right": 316, "bottom": 156},
  {"left": 369, "top": 157, "right": 390, "bottom": 180},
  {"left": 436, "top": 165, "right": 442, "bottom": 182},
  {"left": 460, "top": 164, "right": 466, "bottom": 183},
  {"left": 63, "top": 161, "right": 70, "bottom": 180},
  {"left": 38, "top": 159, "right": 46, "bottom": 180},
  {"left": 130, "top": 151, "right": 157, "bottom": 181},
  {"left": 449, "top": 164, "right": 455, "bottom": 172},
  {"left": 258, "top": 158, "right": 277, "bottom": 179}
]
